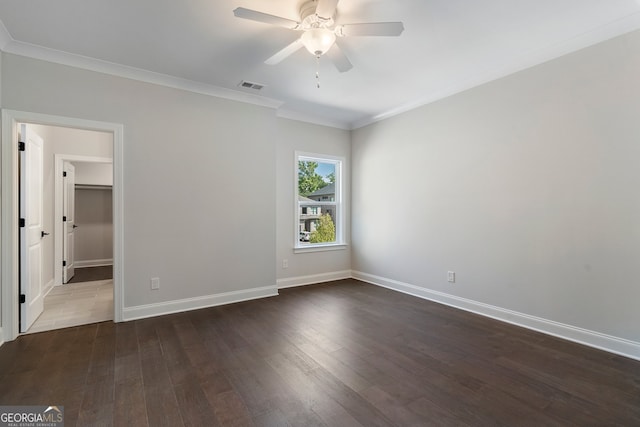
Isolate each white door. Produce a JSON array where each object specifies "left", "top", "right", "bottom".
[
  {"left": 19, "top": 124, "right": 45, "bottom": 332},
  {"left": 63, "top": 161, "right": 76, "bottom": 283}
]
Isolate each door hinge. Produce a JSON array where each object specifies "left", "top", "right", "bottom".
[
  {"left": 19, "top": 294, "right": 26, "bottom": 304},
  {"left": 63, "top": 260, "right": 67, "bottom": 267},
  {"left": 63, "top": 171, "right": 67, "bottom": 177},
  {"left": 63, "top": 216, "right": 67, "bottom": 222},
  {"left": 18, "top": 141, "right": 25, "bottom": 151},
  {"left": 19, "top": 218, "right": 26, "bottom": 227}
]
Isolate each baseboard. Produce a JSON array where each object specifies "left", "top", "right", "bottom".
[
  {"left": 277, "top": 270, "right": 352, "bottom": 289},
  {"left": 352, "top": 271, "right": 640, "bottom": 361},
  {"left": 42, "top": 279, "right": 54, "bottom": 298},
  {"left": 0, "top": 327, "right": 4, "bottom": 348},
  {"left": 122, "top": 285, "right": 279, "bottom": 321},
  {"left": 75, "top": 259, "right": 113, "bottom": 268}
]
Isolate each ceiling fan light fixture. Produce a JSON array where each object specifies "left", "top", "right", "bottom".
[{"left": 301, "top": 28, "right": 336, "bottom": 56}]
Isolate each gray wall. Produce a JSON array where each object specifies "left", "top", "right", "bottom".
[
  {"left": 74, "top": 187, "right": 113, "bottom": 265},
  {"left": 1, "top": 53, "right": 352, "bottom": 329},
  {"left": 74, "top": 162, "right": 112, "bottom": 186},
  {"left": 2, "top": 53, "right": 277, "bottom": 309},
  {"left": 276, "top": 118, "right": 352, "bottom": 285},
  {"left": 352, "top": 30, "right": 640, "bottom": 342},
  {"left": 73, "top": 160, "right": 114, "bottom": 266},
  {"left": 2, "top": 28, "right": 638, "bottom": 351}
]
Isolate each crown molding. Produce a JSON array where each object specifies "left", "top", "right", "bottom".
[
  {"left": 0, "top": 37, "right": 284, "bottom": 111},
  {"left": 3, "top": 12, "right": 640, "bottom": 131},
  {"left": 352, "top": 12, "right": 640, "bottom": 129},
  {"left": 0, "top": 19, "right": 12, "bottom": 51},
  {"left": 0, "top": 31, "right": 351, "bottom": 130},
  {"left": 277, "top": 107, "right": 351, "bottom": 130}
]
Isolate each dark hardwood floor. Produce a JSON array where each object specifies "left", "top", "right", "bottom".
[
  {"left": 1, "top": 279, "right": 639, "bottom": 426},
  {"left": 68, "top": 266, "right": 113, "bottom": 283}
]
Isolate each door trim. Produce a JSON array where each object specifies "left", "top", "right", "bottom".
[
  {"left": 1, "top": 110, "right": 124, "bottom": 342},
  {"left": 54, "top": 155, "right": 112, "bottom": 286}
]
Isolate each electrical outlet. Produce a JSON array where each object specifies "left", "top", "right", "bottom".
[
  {"left": 447, "top": 271, "right": 455, "bottom": 283},
  {"left": 151, "top": 277, "right": 160, "bottom": 290},
  {"left": 282, "top": 259, "right": 288, "bottom": 269}
]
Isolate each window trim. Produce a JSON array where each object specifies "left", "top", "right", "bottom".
[{"left": 295, "top": 151, "right": 345, "bottom": 251}]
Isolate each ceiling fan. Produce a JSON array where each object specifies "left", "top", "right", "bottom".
[{"left": 233, "top": 0, "right": 404, "bottom": 73}]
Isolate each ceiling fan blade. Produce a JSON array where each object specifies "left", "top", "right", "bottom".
[
  {"left": 326, "top": 43, "right": 353, "bottom": 73},
  {"left": 316, "top": 0, "right": 339, "bottom": 19},
  {"left": 233, "top": 7, "right": 300, "bottom": 29},
  {"left": 265, "top": 38, "right": 304, "bottom": 65},
  {"left": 337, "top": 22, "right": 405, "bottom": 37}
]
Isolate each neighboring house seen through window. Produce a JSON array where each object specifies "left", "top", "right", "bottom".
[{"left": 296, "top": 153, "right": 343, "bottom": 248}]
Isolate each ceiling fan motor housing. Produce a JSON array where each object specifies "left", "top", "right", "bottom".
[{"left": 300, "top": 0, "right": 335, "bottom": 29}]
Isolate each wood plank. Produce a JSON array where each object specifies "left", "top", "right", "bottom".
[{"left": 0, "top": 279, "right": 637, "bottom": 426}]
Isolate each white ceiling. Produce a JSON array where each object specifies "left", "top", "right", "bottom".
[{"left": 1, "top": 0, "right": 640, "bottom": 129}]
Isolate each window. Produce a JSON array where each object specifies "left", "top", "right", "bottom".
[{"left": 296, "top": 153, "right": 344, "bottom": 250}]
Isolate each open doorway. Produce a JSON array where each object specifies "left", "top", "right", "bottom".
[
  {"left": 1, "top": 110, "right": 123, "bottom": 343},
  {"left": 19, "top": 124, "right": 114, "bottom": 334},
  {"left": 64, "top": 160, "right": 114, "bottom": 284}
]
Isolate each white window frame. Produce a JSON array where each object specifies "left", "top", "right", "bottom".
[{"left": 294, "top": 151, "right": 346, "bottom": 253}]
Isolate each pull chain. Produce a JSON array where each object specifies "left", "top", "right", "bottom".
[{"left": 315, "top": 55, "right": 320, "bottom": 89}]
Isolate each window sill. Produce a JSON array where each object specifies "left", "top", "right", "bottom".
[{"left": 294, "top": 243, "right": 348, "bottom": 254}]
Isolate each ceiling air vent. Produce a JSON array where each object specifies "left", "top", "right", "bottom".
[{"left": 238, "top": 80, "right": 265, "bottom": 91}]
